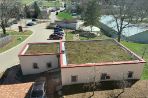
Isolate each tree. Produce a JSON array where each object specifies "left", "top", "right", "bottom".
[
  {"left": 103, "top": 0, "right": 148, "bottom": 42},
  {"left": 83, "top": 66, "right": 100, "bottom": 98},
  {"left": 33, "top": 1, "right": 41, "bottom": 18},
  {"left": 0, "top": 0, "right": 21, "bottom": 35},
  {"left": 83, "top": 0, "right": 100, "bottom": 34},
  {"left": 24, "top": 5, "right": 31, "bottom": 18}
]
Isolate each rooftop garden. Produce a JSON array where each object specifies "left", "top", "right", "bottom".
[
  {"left": 25, "top": 43, "right": 59, "bottom": 55},
  {"left": 65, "top": 40, "right": 136, "bottom": 64}
]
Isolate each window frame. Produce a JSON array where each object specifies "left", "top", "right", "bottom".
[
  {"left": 33, "top": 63, "right": 39, "bottom": 69},
  {"left": 46, "top": 62, "right": 52, "bottom": 68},
  {"left": 71, "top": 75, "right": 78, "bottom": 82},
  {"left": 101, "top": 73, "right": 110, "bottom": 80},
  {"left": 128, "top": 71, "right": 134, "bottom": 78}
]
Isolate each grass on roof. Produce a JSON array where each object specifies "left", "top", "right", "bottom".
[
  {"left": 65, "top": 40, "right": 136, "bottom": 64},
  {"left": 25, "top": 43, "right": 59, "bottom": 55}
]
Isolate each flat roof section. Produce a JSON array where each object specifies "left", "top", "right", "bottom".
[
  {"left": 24, "top": 42, "right": 60, "bottom": 55},
  {"left": 64, "top": 40, "right": 137, "bottom": 65}
]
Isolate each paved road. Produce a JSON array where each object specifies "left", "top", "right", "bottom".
[{"left": 0, "top": 12, "right": 60, "bottom": 73}]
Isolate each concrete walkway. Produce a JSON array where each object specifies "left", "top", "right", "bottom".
[{"left": 0, "top": 12, "right": 60, "bottom": 73}]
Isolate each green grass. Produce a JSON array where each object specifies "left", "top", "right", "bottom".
[
  {"left": 57, "top": 12, "right": 73, "bottom": 20},
  {"left": 7, "top": 30, "right": 32, "bottom": 35},
  {"left": 41, "top": 1, "right": 62, "bottom": 8},
  {"left": 121, "top": 41, "right": 148, "bottom": 79},
  {"left": 0, "top": 30, "right": 32, "bottom": 53},
  {"left": 21, "top": 0, "right": 36, "bottom": 4},
  {"left": 65, "top": 31, "right": 109, "bottom": 41},
  {"left": 65, "top": 40, "right": 136, "bottom": 64},
  {"left": 25, "top": 43, "right": 59, "bottom": 55},
  {"left": 0, "top": 36, "right": 28, "bottom": 53}
]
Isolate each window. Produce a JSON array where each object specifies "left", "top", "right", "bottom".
[
  {"left": 33, "top": 63, "right": 39, "bottom": 69},
  {"left": 128, "top": 71, "right": 133, "bottom": 78},
  {"left": 47, "top": 62, "right": 52, "bottom": 68},
  {"left": 71, "top": 75, "right": 78, "bottom": 82},
  {"left": 101, "top": 73, "right": 110, "bottom": 80}
]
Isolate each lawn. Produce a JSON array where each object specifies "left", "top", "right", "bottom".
[
  {"left": 65, "top": 40, "right": 136, "bottom": 64},
  {"left": 0, "top": 30, "right": 32, "bottom": 53},
  {"left": 21, "top": 0, "right": 36, "bottom": 4},
  {"left": 57, "top": 11, "right": 73, "bottom": 20},
  {"left": 121, "top": 41, "right": 148, "bottom": 79},
  {"left": 65, "top": 30, "right": 109, "bottom": 41},
  {"left": 25, "top": 43, "right": 59, "bottom": 55},
  {"left": 7, "top": 30, "right": 32, "bottom": 35},
  {"left": 40, "top": 1, "right": 62, "bottom": 8}
]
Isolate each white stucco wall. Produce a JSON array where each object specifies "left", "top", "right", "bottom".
[
  {"left": 19, "top": 55, "right": 59, "bottom": 75},
  {"left": 61, "top": 63, "right": 144, "bottom": 85}
]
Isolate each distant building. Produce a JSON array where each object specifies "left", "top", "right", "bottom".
[
  {"left": 19, "top": 40, "right": 146, "bottom": 86},
  {"left": 100, "top": 16, "right": 148, "bottom": 43}
]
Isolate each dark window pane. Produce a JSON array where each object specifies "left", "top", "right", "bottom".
[
  {"left": 71, "top": 76, "right": 78, "bottom": 82},
  {"left": 33, "top": 63, "right": 39, "bottom": 69},
  {"left": 47, "top": 62, "right": 52, "bottom": 68},
  {"left": 101, "top": 73, "right": 107, "bottom": 80},
  {"left": 128, "top": 71, "right": 133, "bottom": 78}
]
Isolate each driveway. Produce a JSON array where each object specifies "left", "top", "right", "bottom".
[{"left": 0, "top": 12, "right": 61, "bottom": 73}]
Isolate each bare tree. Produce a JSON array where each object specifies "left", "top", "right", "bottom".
[
  {"left": 0, "top": 0, "right": 21, "bottom": 35},
  {"left": 103, "top": 0, "right": 148, "bottom": 42},
  {"left": 83, "top": 66, "right": 100, "bottom": 98}
]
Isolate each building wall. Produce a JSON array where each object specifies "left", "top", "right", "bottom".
[
  {"left": 61, "top": 63, "right": 144, "bottom": 85},
  {"left": 19, "top": 55, "right": 59, "bottom": 75},
  {"left": 129, "top": 32, "right": 148, "bottom": 44}
]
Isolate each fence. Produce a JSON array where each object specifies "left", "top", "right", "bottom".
[{"left": 0, "top": 35, "right": 12, "bottom": 48}]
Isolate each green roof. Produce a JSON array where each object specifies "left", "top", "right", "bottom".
[
  {"left": 25, "top": 43, "right": 59, "bottom": 55},
  {"left": 65, "top": 40, "right": 136, "bottom": 64}
]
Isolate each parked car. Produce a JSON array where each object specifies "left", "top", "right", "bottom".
[
  {"left": 49, "top": 34, "right": 63, "bottom": 40},
  {"left": 54, "top": 26, "right": 63, "bottom": 32},
  {"left": 54, "top": 31, "right": 64, "bottom": 36},
  {"left": 32, "top": 18, "right": 37, "bottom": 21},
  {"left": 50, "top": 8, "right": 57, "bottom": 12},
  {"left": 26, "top": 22, "right": 34, "bottom": 26},
  {"left": 30, "top": 81, "right": 46, "bottom": 98}
]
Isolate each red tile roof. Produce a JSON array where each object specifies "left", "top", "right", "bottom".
[{"left": 0, "top": 82, "right": 33, "bottom": 98}]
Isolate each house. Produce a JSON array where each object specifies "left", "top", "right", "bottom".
[
  {"left": 19, "top": 39, "right": 146, "bottom": 86},
  {"left": 56, "top": 20, "right": 83, "bottom": 30},
  {"left": 18, "top": 42, "right": 60, "bottom": 75}
]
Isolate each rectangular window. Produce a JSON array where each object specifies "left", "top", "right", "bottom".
[
  {"left": 101, "top": 73, "right": 110, "bottom": 80},
  {"left": 71, "top": 75, "right": 78, "bottom": 82},
  {"left": 128, "top": 71, "right": 133, "bottom": 78},
  {"left": 47, "top": 62, "right": 52, "bottom": 68},
  {"left": 101, "top": 73, "right": 107, "bottom": 80},
  {"left": 33, "top": 63, "right": 39, "bottom": 69}
]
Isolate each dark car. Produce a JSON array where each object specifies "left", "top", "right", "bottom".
[
  {"left": 54, "top": 32, "right": 64, "bottom": 36},
  {"left": 32, "top": 18, "right": 37, "bottom": 21},
  {"left": 54, "top": 27, "right": 63, "bottom": 32},
  {"left": 49, "top": 34, "right": 63, "bottom": 40},
  {"left": 26, "top": 22, "right": 34, "bottom": 26},
  {"left": 50, "top": 9, "right": 56, "bottom": 12},
  {"left": 30, "top": 81, "right": 46, "bottom": 98}
]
